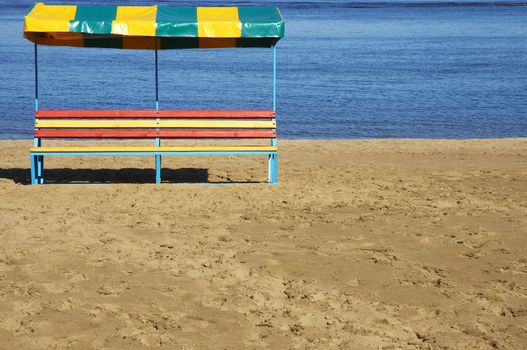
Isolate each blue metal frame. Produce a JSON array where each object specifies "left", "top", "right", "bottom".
[
  {"left": 268, "top": 138, "right": 278, "bottom": 184},
  {"left": 29, "top": 39, "right": 280, "bottom": 185},
  {"left": 33, "top": 38, "right": 44, "bottom": 184},
  {"left": 273, "top": 46, "right": 276, "bottom": 112},
  {"left": 154, "top": 47, "right": 162, "bottom": 183},
  {"left": 30, "top": 155, "right": 36, "bottom": 185},
  {"left": 31, "top": 151, "right": 277, "bottom": 157},
  {"left": 30, "top": 151, "right": 277, "bottom": 185},
  {"left": 34, "top": 38, "right": 39, "bottom": 111},
  {"left": 268, "top": 46, "right": 278, "bottom": 184}
]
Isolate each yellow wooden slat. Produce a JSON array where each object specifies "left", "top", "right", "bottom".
[
  {"left": 35, "top": 119, "right": 276, "bottom": 129},
  {"left": 30, "top": 146, "right": 278, "bottom": 153},
  {"left": 159, "top": 120, "right": 275, "bottom": 129}
]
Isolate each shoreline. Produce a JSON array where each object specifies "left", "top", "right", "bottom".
[{"left": 0, "top": 138, "right": 525, "bottom": 349}]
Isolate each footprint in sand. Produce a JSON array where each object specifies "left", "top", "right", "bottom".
[{"left": 97, "top": 281, "right": 130, "bottom": 296}]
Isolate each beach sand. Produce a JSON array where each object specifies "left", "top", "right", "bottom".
[{"left": 0, "top": 138, "right": 525, "bottom": 349}]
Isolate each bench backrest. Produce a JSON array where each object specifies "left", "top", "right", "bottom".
[{"left": 34, "top": 110, "right": 276, "bottom": 139}]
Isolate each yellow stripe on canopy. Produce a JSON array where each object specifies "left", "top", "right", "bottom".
[
  {"left": 197, "top": 7, "right": 241, "bottom": 38},
  {"left": 112, "top": 6, "right": 157, "bottom": 36},
  {"left": 24, "top": 3, "right": 76, "bottom": 33}
]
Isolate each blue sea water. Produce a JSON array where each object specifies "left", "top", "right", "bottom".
[{"left": 0, "top": 0, "right": 525, "bottom": 139}]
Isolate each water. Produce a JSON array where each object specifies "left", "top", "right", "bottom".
[{"left": 0, "top": 0, "right": 526, "bottom": 139}]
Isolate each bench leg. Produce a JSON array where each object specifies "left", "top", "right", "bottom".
[
  {"left": 30, "top": 155, "right": 37, "bottom": 185},
  {"left": 37, "top": 155, "right": 44, "bottom": 184},
  {"left": 155, "top": 155, "right": 161, "bottom": 184},
  {"left": 268, "top": 153, "right": 278, "bottom": 184}
]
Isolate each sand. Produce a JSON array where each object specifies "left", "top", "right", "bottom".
[{"left": 0, "top": 138, "right": 525, "bottom": 349}]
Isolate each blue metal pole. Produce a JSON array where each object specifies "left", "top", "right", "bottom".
[
  {"left": 273, "top": 46, "right": 276, "bottom": 112},
  {"left": 269, "top": 46, "right": 278, "bottom": 183},
  {"left": 33, "top": 39, "right": 40, "bottom": 148},
  {"left": 155, "top": 47, "right": 159, "bottom": 112},
  {"left": 30, "top": 156, "right": 37, "bottom": 185},
  {"left": 155, "top": 47, "right": 161, "bottom": 183},
  {"left": 34, "top": 36, "right": 38, "bottom": 111},
  {"left": 34, "top": 36, "right": 44, "bottom": 184},
  {"left": 155, "top": 154, "right": 161, "bottom": 184}
]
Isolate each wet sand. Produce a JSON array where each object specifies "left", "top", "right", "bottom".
[{"left": 0, "top": 138, "right": 526, "bottom": 349}]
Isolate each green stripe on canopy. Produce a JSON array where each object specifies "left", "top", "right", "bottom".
[
  {"left": 156, "top": 7, "right": 198, "bottom": 37},
  {"left": 239, "top": 7, "right": 284, "bottom": 38},
  {"left": 70, "top": 6, "right": 117, "bottom": 34}
]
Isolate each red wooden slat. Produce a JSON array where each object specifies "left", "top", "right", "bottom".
[
  {"left": 35, "top": 130, "right": 157, "bottom": 138},
  {"left": 35, "top": 129, "right": 276, "bottom": 139},
  {"left": 36, "top": 110, "right": 157, "bottom": 118},
  {"left": 35, "top": 110, "right": 276, "bottom": 119},
  {"left": 157, "top": 110, "right": 275, "bottom": 118},
  {"left": 158, "top": 129, "right": 276, "bottom": 138}
]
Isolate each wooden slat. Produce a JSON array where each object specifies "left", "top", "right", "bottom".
[
  {"left": 159, "top": 120, "right": 275, "bottom": 128},
  {"left": 35, "top": 129, "right": 276, "bottom": 139},
  {"left": 36, "top": 110, "right": 157, "bottom": 118},
  {"left": 36, "top": 119, "right": 157, "bottom": 128},
  {"left": 35, "top": 119, "right": 276, "bottom": 129},
  {"left": 30, "top": 146, "right": 278, "bottom": 153},
  {"left": 36, "top": 129, "right": 158, "bottom": 138},
  {"left": 161, "top": 129, "right": 276, "bottom": 138},
  {"left": 35, "top": 110, "right": 276, "bottom": 119},
  {"left": 157, "top": 110, "right": 275, "bottom": 118}
]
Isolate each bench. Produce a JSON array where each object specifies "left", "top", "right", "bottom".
[{"left": 30, "top": 109, "right": 278, "bottom": 184}]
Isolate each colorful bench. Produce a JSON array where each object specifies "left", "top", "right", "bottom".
[
  {"left": 24, "top": 4, "right": 285, "bottom": 186},
  {"left": 30, "top": 109, "right": 278, "bottom": 184}
]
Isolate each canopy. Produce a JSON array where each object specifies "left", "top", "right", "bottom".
[{"left": 24, "top": 3, "right": 285, "bottom": 49}]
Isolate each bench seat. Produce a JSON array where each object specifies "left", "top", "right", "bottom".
[
  {"left": 30, "top": 109, "right": 278, "bottom": 184},
  {"left": 30, "top": 146, "right": 277, "bottom": 154}
]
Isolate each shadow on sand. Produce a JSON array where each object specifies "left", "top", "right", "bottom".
[{"left": 0, "top": 167, "right": 213, "bottom": 185}]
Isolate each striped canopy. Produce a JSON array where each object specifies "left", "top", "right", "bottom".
[{"left": 24, "top": 3, "right": 285, "bottom": 49}]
